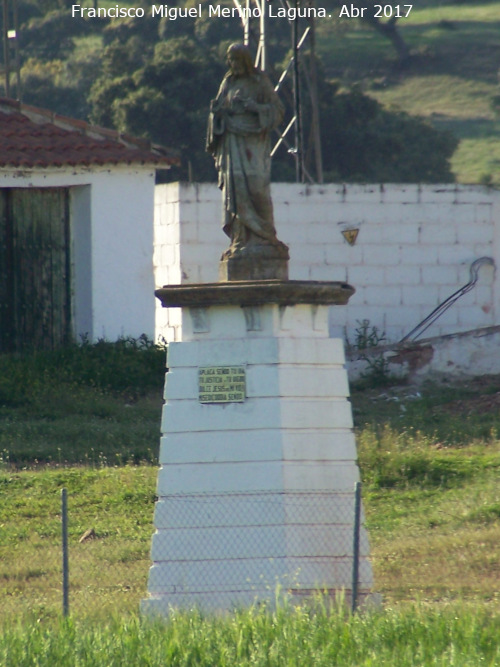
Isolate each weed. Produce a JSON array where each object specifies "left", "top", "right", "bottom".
[
  {"left": 348, "top": 320, "right": 394, "bottom": 388},
  {"left": 349, "top": 319, "right": 387, "bottom": 351}
]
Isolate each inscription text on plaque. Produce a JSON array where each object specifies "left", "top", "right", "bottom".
[{"left": 198, "top": 366, "right": 246, "bottom": 403}]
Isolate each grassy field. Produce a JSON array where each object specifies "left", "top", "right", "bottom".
[
  {"left": 317, "top": 2, "right": 500, "bottom": 185},
  {"left": 1, "top": 603, "right": 499, "bottom": 666},
  {"left": 0, "top": 337, "right": 163, "bottom": 467},
  {"left": 0, "top": 342, "right": 499, "bottom": 663}
]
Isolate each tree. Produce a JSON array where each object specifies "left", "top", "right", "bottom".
[
  {"left": 20, "top": 58, "right": 90, "bottom": 118},
  {"left": 90, "top": 41, "right": 457, "bottom": 184},
  {"left": 11, "top": 0, "right": 456, "bottom": 183},
  {"left": 90, "top": 37, "right": 225, "bottom": 181},
  {"left": 21, "top": 9, "right": 90, "bottom": 61},
  {"left": 318, "top": 85, "right": 458, "bottom": 182}
]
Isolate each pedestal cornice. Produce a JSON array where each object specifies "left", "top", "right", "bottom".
[{"left": 155, "top": 280, "right": 355, "bottom": 308}]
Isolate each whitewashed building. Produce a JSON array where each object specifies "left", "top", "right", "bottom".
[{"left": 0, "top": 96, "right": 178, "bottom": 351}]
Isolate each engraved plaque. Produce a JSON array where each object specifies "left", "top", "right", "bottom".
[{"left": 198, "top": 366, "right": 246, "bottom": 403}]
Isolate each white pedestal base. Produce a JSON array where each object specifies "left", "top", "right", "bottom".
[{"left": 142, "top": 303, "right": 372, "bottom": 613}]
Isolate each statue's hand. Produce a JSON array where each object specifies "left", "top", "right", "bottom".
[
  {"left": 242, "top": 98, "right": 259, "bottom": 113},
  {"left": 229, "top": 94, "right": 245, "bottom": 112},
  {"left": 229, "top": 95, "right": 259, "bottom": 113}
]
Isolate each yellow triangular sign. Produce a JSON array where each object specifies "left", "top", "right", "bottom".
[{"left": 342, "top": 228, "right": 359, "bottom": 246}]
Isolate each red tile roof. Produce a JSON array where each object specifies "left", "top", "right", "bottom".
[{"left": 0, "top": 97, "right": 179, "bottom": 168}]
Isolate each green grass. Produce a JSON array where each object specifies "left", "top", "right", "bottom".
[
  {"left": 0, "top": 341, "right": 499, "bottom": 664},
  {"left": 0, "top": 341, "right": 165, "bottom": 617},
  {"left": 0, "top": 337, "right": 165, "bottom": 466},
  {"left": 358, "top": 428, "right": 500, "bottom": 604},
  {"left": 317, "top": 2, "right": 500, "bottom": 184},
  {"left": 1, "top": 455, "right": 496, "bottom": 621},
  {"left": 411, "top": 4, "right": 500, "bottom": 24},
  {"left": 0, "top": 393, "right": 161, "bottom": 466},
  {"left": 352, "top": 375, "right": 500, "bottom": 445},
  {"left": 352, "top": 378, "right": 500, "bottom": 605},
  {"left": 0, "top": 465, "right": 157, "bottom": 621},
  {"left": 0, "top": 602, "right": 499, "bottom": 666},
  {"left": 0, "top": 366, "right": 498, "bottom": 618}
]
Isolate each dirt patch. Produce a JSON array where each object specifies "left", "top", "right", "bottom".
[
  {"left": 420, "top": 375, "right": 500, "bottom": 417},
  {"left": 425, "top": 375, "right": 500, "bottom": 416},
  {"left": 355, "top": 374, "right": 500, "bottom": 419},
  {"left": 434, "top": 391, "right": 500, "bottom": 416}
]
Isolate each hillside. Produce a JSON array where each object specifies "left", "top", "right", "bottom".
[{"left": 316, "top": 2, "right": 500, "bottom": 184}]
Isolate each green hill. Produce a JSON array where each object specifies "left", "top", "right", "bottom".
[{"left": 316, "top": 2, "right": 500, "bottom": 184}]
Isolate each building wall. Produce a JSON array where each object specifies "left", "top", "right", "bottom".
[
  {"left": 0, "top": 166, "right": 156, "bottom": 342},
  {"left": 154, "top": 182, "right": 500, "bottom": 344}
]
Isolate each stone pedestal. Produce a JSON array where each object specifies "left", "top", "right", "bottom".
[
  {"left": 142, "top": 281, "right": 373, "bottom": 613},
  {"left": 219, "top": 242, "right": 290, "bottom": 282}
]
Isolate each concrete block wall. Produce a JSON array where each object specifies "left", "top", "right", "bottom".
[{"left": 154, "top": 183, "right": 499, "bottom": 343}]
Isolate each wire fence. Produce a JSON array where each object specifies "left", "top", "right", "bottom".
[
  {"left": 0, "top": 480, "right": 152, "bottom": 622},
  {"left": 143, "top": 485, "right": 370, "bottom": 615},
  {"left": 1, "top": 478, "right": 497, "bottom": 621}
]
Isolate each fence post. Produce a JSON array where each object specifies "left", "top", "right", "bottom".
[
  {"left": 351, "top": 481, "right": 362, "bottom": 614},
  {"left": 61, "top": 488, "right": 69, "bottom": 617}
]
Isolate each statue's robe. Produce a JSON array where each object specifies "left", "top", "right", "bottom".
[{"left": 207, "top": 71, "right": 284, "bottom": 248}]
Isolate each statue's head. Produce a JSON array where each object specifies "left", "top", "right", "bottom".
[{"left": 226, "top": 43, "right": 256, "bottom": 77}]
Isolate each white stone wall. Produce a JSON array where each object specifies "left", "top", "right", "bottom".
[
  {"left": 0, "top": 165, "right": 157, "bottom": 342},
  {"left": 154, "top": 182, "right": 500, "bottom": 344},
  {"left": 348, "top": 325, "right": 500, "bottom": 382}
]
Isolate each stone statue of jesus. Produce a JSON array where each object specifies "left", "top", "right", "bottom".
[{"left": 207, "top": 43, "right": 289, "bottom": 280}]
